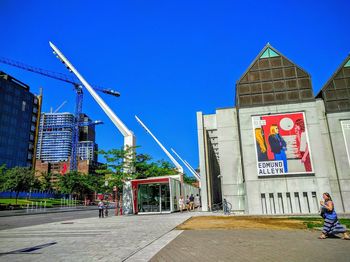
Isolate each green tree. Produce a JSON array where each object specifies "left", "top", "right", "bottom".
[
  {"left": 37, "top": 172, "right": 54, "bottom": 191},
  {"left": 58, "top": 171, "right": 94, "bottom": 199},
  {"left": 0, "top": 167, "right": 37, "bottom": 204},
  {"left": 183, "top": 174, "right": 197, "bottom": 184},
  {"left": 97, "top": 147, "right": 180, "bottom": 193},
  {"left": 97, "top": 147, "right": 138, "bottom": 192}
]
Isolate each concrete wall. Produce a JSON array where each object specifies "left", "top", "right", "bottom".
[
  {"left": 216, "top": 108, "right": 245, "bottom": 213},
  {"left": 238, "top": 101, "right": 336, "bottom": 214},
  {"left": 327, "top": 111, "right": 350, "bottom": 212},
  {"left": 197, "top": 112, "right": 209, "bottom": 211}
]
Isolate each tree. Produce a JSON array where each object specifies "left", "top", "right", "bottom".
[
  {"left": 37, "top": 171, "right": 54, "bottom": 191},
  {"left": 0, "top": 167, "right": 37, "bottom": 204},
  {"left": 97, "top": 147, "right": 138, "bottom": 192},
  {"left": 97, "top": 147, "right": 180, "bottom": 193},
  {"left": 58, "top": 171, "right": 94, "bottom": 199}
]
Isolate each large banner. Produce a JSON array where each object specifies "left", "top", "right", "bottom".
[{"left": 252, "top": 112, "right": 313, "bottom": 176}]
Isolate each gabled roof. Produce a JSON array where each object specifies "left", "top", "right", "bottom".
[
  {"left": 236, "top": 43, "right": 310, "bottom": 85},
  {"left": 316, "top": 54, "right": 350, "bottom": 98}
]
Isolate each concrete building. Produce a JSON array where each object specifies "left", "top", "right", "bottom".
[
  {"left": 197, "top": 44, "right": 350, "bottom": 214},
  {"left": 0, "top": 71, "right": 41, "bottom": 168}
]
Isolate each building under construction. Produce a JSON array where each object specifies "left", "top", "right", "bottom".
[{"left": 35, "top": 112, "right": 100, "bottom": 175}]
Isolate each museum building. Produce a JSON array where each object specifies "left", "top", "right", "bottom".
[{"left": 197, "top": 44, "right": 350, "bottom": 214}]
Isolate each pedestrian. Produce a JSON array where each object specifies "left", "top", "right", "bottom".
[
  {"left": 179, "top": 195, "right": 185, "bottom": 213},
  {"left": 104, "top": 200, "right": 109, "bottom": 217},
  {"left": 194, "top": 194, "right": 200, "bottom": 209},
  {"left": 319, "top": 192, "right": 349, "bottom": 240},
  {"left": 185, "top": 195, "right": 190, "bottom": 212},
  {"left": 189, "top": 194, "right": 195, "bottom": 211},
  {"left": 98, "top": 199, "right": 104, "bottom": 218}
]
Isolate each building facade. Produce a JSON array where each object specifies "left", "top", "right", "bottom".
[
  {"left": 35, "top": 112, "right": 99, "bottom": 175},
  {"left": 197, "top": 45, "right": 350, "bottom": 214},
  {"left": 0, "top": 71, "right": 41, "bottom": 168}
]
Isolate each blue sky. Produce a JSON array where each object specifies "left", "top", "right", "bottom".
[{"left": 0, "top": 1, "right": 349, "bottom": 176}]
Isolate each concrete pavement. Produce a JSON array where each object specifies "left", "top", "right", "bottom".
[
  {"left": 0, "top": 212, "right": 194, "bottom": 262},
  {"left": 1, "top": 212, "right": 350, "bottom": 261},
  {"left": 151, "top": 229, "right": 350, "bottom": 262}
]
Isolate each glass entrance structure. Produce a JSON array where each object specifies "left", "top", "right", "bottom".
[
  {"left": 130, "top": 176, "right": 199, "bottom": 214},
  {"left": 137, "top": 183, "right": 170, "bottom": 213}
]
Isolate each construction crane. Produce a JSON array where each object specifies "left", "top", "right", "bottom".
[{"left": 0, "top": 56, "right": 120, "bottom": 171}]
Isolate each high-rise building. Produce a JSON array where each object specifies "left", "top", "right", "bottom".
[
  {"left": 35, "top": 112, "right": 99, "bottom": 174},
  {"left": 0, "top": 71, "right": 41, "bottom": 168},
  {"left": 36, "top": 112, "right": 74, "bottom": 162}
]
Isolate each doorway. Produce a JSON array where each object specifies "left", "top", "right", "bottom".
[{"left": 138, "top": 183, "right": 170, "bottom": 213}]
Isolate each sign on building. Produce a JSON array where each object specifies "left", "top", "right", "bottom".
[{"left": 252, "top": 112, "right": 313, "bottom": 176}]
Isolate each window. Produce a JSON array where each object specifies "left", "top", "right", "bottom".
[{"left": 22, "top": 101, "right": 26, "bottom": 111}]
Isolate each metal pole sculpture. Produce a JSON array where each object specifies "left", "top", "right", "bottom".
[
  {"left": 135, "top": 115, "right": 183, "bottom": 174},
  {"left": 171, "top": 148, "right": 201, "bottom": 181},
  {"left": 49, "top": 41, "right": 135, "bottom": 214}
]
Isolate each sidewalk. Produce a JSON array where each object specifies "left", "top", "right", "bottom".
[
  {"left": 151, "top": 229, "right": 350, "bottom": 262},
  {"left": 0, "top": 212, "right": 195, "bottom": 261}
]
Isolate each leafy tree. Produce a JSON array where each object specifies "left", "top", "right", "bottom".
[
  {"left": 97, "top": 147, "right": 181, "bottom": 193},
  {"left": 97, "top": 147, "right": 138, "bottom": 192},
  {"left": 58, "top": 171, "right": 94, "bottom": 199},
  {"left": 37, "top": 171, "right": 54, "bottom": 191},
  {"left": 0, "top": 167, "right": 37, "bottom": 204},
  {"left": 183, "top": 174, "right": 197, "bottom": 184},
  {"left": 0, "top": 164, "right": 7, "bottom": 186}
]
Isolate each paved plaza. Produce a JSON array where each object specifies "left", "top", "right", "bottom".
[
  {"left": 1, "top": 212, "right": 350, "bottom": 261},
  {"left": 151, "top": 229, "right": 350, "bottom": 262},
  {"left": 0, "top": 212, "right": 193, "bottom": 262}
]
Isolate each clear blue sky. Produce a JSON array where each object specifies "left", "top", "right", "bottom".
[{"left": 1, "top": 1, "right": 349, "bottom": 176}]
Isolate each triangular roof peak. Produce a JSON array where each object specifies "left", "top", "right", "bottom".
[
  {"left": 317, "top": 54, "right": 350, "bottom": 97},
  {"left": 236, "top": 44, "right": 309, "bottom": 84}
]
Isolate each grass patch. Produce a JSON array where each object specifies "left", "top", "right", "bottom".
[
  {"left": 289, "top": 217, "right": 350, "bottom": 229},
  {"left": 0, "top": 198, "right": 81, "bottom": 208}
]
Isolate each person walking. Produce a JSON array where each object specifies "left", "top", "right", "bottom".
[
  {"left": 185, "top": 195, "right": 190, "bottom": 212},
  {"left": 104, "top": 200, "right": 109, "bottom": 217},
  {"left": 194, "top": 194, "right": 200, "bottom": 209},
  {"left": 179, "top": 196, "right": 185, "bottom": 213},
  {"left": 189, "top": 194, "right": 195, "bottom": 211},
  {"left": 98, "top": 200, "right": 104, "bottom": 218},
  {"left": 319, "top": 192, "right": 349, "bottom": 240}
]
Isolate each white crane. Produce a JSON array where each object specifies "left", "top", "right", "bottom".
[
  {"left": 171, "top": 148, "right": 201, "bottom": 181},
  {"left": 135, "top": 115, "right": 183, "bottom": 174},
  {"left": 49, "top": 41, "right": 136, "bottom": 153}
]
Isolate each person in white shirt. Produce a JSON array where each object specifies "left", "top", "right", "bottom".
[
  {"left": 194, "top": 194, "right": 200, "bottom": 209},
  {"left": 178, "top": 196, "right": 185, "bottom": 213},
  {"left": 98, "top": 200, "right": 104, "bottom": 218}
]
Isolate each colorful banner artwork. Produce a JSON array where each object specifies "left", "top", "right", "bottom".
[{"left": 252, "top": 112, "right": 313, "bottom": 176}]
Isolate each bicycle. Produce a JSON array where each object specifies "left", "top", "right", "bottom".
[{"left": 211, "top": 199, "right": 232, "bottom": 215}]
